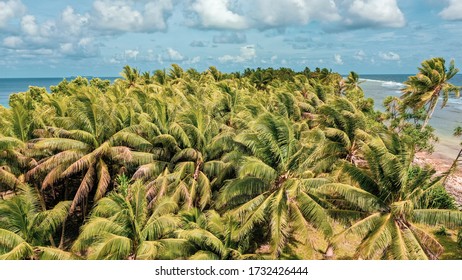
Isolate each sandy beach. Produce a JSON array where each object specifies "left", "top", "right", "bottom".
[{"left": 414, "top": 150, "right": 462, "bottom": 207}]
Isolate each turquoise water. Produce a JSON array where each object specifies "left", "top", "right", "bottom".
[
  {"left": 1, "top": 74, "right": 461, "bottom": 157},
  {"left": 360, "top": 74, "right": 462, "bottom": 158}
]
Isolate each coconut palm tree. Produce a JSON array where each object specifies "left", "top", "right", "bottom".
[
  {"left": 319, "top": 134, "right": 462, "bottom": 259},
  {"left": 27, "top": 89, "right": 152, "bottom": 214},
  {"left": 121, "top": 65, "right": 140, "bottom": 88},
  {"left": 0, "top": 186, "right": 74, "bottom": 260},
  {"left": 401, "top": 57, "right": 460, "bottom": 131},
  {"left": 308, "top": 98, "right": 372, "bottom": 173},
  {"left": 177, "top": 208, "right": 256, "bottom": 259},
  {"left": 72, "top": 180, "right": 186, "bottom": 260},
  {"left": 217, "top": 112, "right": 332, "bottom": 258},
  {"left": 133, "top": 107, "right": 234, "bottom": 211},
  {"left": 342, "top": 71, "right": 363, "bottom": 93},
  {"left": 0, "top": 135, "right": 29, "bottom": 193}
]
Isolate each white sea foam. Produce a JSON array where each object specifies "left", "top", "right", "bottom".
[
  {"left": 360, "top": 78, "right": 383, "bottom": 83},
  {"left": 360, "top": 78, "right": 405, "bottom": 89},
  {"left": 381, "top": 81, "right": 405, "bottom": 89}
]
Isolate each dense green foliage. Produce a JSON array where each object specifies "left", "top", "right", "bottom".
[{"left": 0, "top": 61, "right": 461, "bottom": 260}]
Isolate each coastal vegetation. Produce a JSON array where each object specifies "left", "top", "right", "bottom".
[{"left": 1, "top": 58, "right": 462, "bottom": 260}]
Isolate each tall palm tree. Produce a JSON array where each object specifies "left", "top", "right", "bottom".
[
  {"left": 121, "top": 65, "right": 140, "bottom": 88},
  {"left": 320, "top": 134, "right": 462, "bottom": 259},
  {"left": 401, "top": 57, "right": 460, "bottom": 130},
  {"left": 217, "top": 113, "right": 332, "bottom": 258},
  {"left": 0, "top": 186, "right": 74, "bottom": 260},
  {"left": 342, "top": 71, "right": 363, "bottom": 93},
  {"left": 72, "top": 180, "right": 186, "bottom": 260}
]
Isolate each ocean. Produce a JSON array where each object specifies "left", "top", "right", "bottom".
[
  {"left": 0, "top": 74, "right": 461, "bottom": 158},
  {"left": 360, "top": 74, "right": 462, "bottom": 158}
]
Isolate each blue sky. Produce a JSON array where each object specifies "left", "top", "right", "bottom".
[{"left": 0, "top": 0, "right": 461, "bottom": 77}]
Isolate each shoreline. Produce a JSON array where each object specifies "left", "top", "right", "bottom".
[{"left": 414, "top": 150, "right": 462, "bottom": 207}]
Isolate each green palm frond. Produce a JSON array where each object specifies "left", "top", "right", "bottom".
[
  {"left": 296, "top": 192, "right": 333, "bottom": 237},
  {"left": 356, "top": 214, "right": 393, "bottom": 259},
  {"left": 238, "top": 156, "right": 278, "bottom": 182},
  {"left": 269, "top": 188, "right": 289, "bottom": 256},
  {"left": 189, "top": 250, "right": 221, "bottom": 260},
  {"left": 178, "top": 228, "right": 226, "bottom": 258},
  {"left": 0, "top": 241, "right": 33, "bottom": 260},
  {"left": 34, "top": 138, "right": 89, "bottom": 152},
  {"left": 35, "top": 200, "right": 71, "bottom": 238},
  {"left": 36, "top": 246, "right": 80, "bottom": 260},
  {"left": 318, "top": 183, "right": 383, "bottom": 212},
  {"left": 411, "top": 209, "right": 462, "bottom": 228},
  {"left": 216, "top": 177, "right": 268, "bottom": 209},
  {"left": 88, "top": 234, "right": 133, "bottom": 260},
  {"left": 232, "top": 194, "right": 273, "bottom": 241}
]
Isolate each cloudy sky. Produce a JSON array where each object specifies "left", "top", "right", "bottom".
[{"left": 0, "top": 0, "right": 461, "bottom": 77}]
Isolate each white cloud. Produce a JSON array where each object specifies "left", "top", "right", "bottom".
[
  {"left": 334, "top": 54, "right": 343, "bottom": 65},
  {"left": 167, "top": 48, "right": 185, "bottom": 61},
  {"left": 144, "top": 0, "right": 173, "bottom": 30},
  {"left": 344, "top": 0, "right": 405, "bottom": 28},
  {"left": 191, "top": 0, "right": 248, "bottom": 29},
  {"left": 3, "top": 36, "right": 23, "bottom": 48},
  {"left": 21, "top": 15, "right": 39, "bottom": 36},
  {"left": 0, "top": 0, "right": 26, "bottom": 28},
  {"left": 190, "top": 0, "right": 340, "bottom": 29},
  {"left": 188, "top": 0, "right": 405, "bottom": 30},
  {"left": 245, "top": 0, "right": 340, "bottom": 27},
  {"left": 109, "top": 58, "right": 120, "bottom": 64},
  {"left": 59, "top": 43, "right": 74, "bottom": 54},
  {"left": 379, "top": 51, "right": 400, "bottom": 61},
  {"left": 440, "top": 0, "right": 462, "bottom": 20},
  {"left": 354, "top": 50, "right": 366, "bottom": 61},
  {"left": 218, "top": 45, "right": 256, "bottom": 63},
  {"left": 125, "top": 49, "right": 139, "bottom": 59},
  {"left": 92, "top": 0, "right": 173, "bottom": 32},
  {"left": 190, "top": 56, "right": 201, "bottom": 64},
  {"left": 60, "top": 6, "right": 90, "bottom": 36}
]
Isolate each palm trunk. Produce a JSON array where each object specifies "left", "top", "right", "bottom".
[
  {"left": 59, "top": 187, "right": 69, "bottom": 249},
  {"left": 443, "top": 148, "right": 462, "bottom": 186},
  {"left": 33, "top": 184, "right": 57, "bottom": 247},
  {"left": 421, "top": 99, "right": 438, "bottom": 131}
]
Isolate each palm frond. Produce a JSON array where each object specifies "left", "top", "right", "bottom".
[
  {"left": 318, "top": 183, "right": 383, "bottom": 212},
  {"left": 411, "top": 209, "right": 462, "bottom": 228},
  {"left": 36, "top": 246, "right": 80, "bottom": 260}
]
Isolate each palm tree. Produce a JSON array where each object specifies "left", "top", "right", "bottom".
[
  {"left": 121, "top": 65, "right": 140, "bottom": 88},
  {"left": 308, "top": 98, "right": 372, "bottom": 173},
  {"left": 134, "top": 107, "right": 233, "bottom": 211},
  {"left": 342, "top": 71, "right": 363, "bottom": 93},
  {"left": 72, "top": 180, "right": 186, "bottom": 260},
  {"left": 0, "top": 186, "right": 74, "bottom": 260},
  {"left": 27, "top": 90, "right": 152, "bottom": 214},
  {"left": 217, "top": 113, "right": 332, "bottom": 258},
  {"left": 0, "top": 135, "right": 30, "bottom": 192},
  {"left": 177, "top": 208, "right": 256, "bottom": 259},
  {"left": 319, "top": 134, "right": 462, "bottom": 259},
  {"left": 401, "top": 57, "right": 460, "bottom": 131}
]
